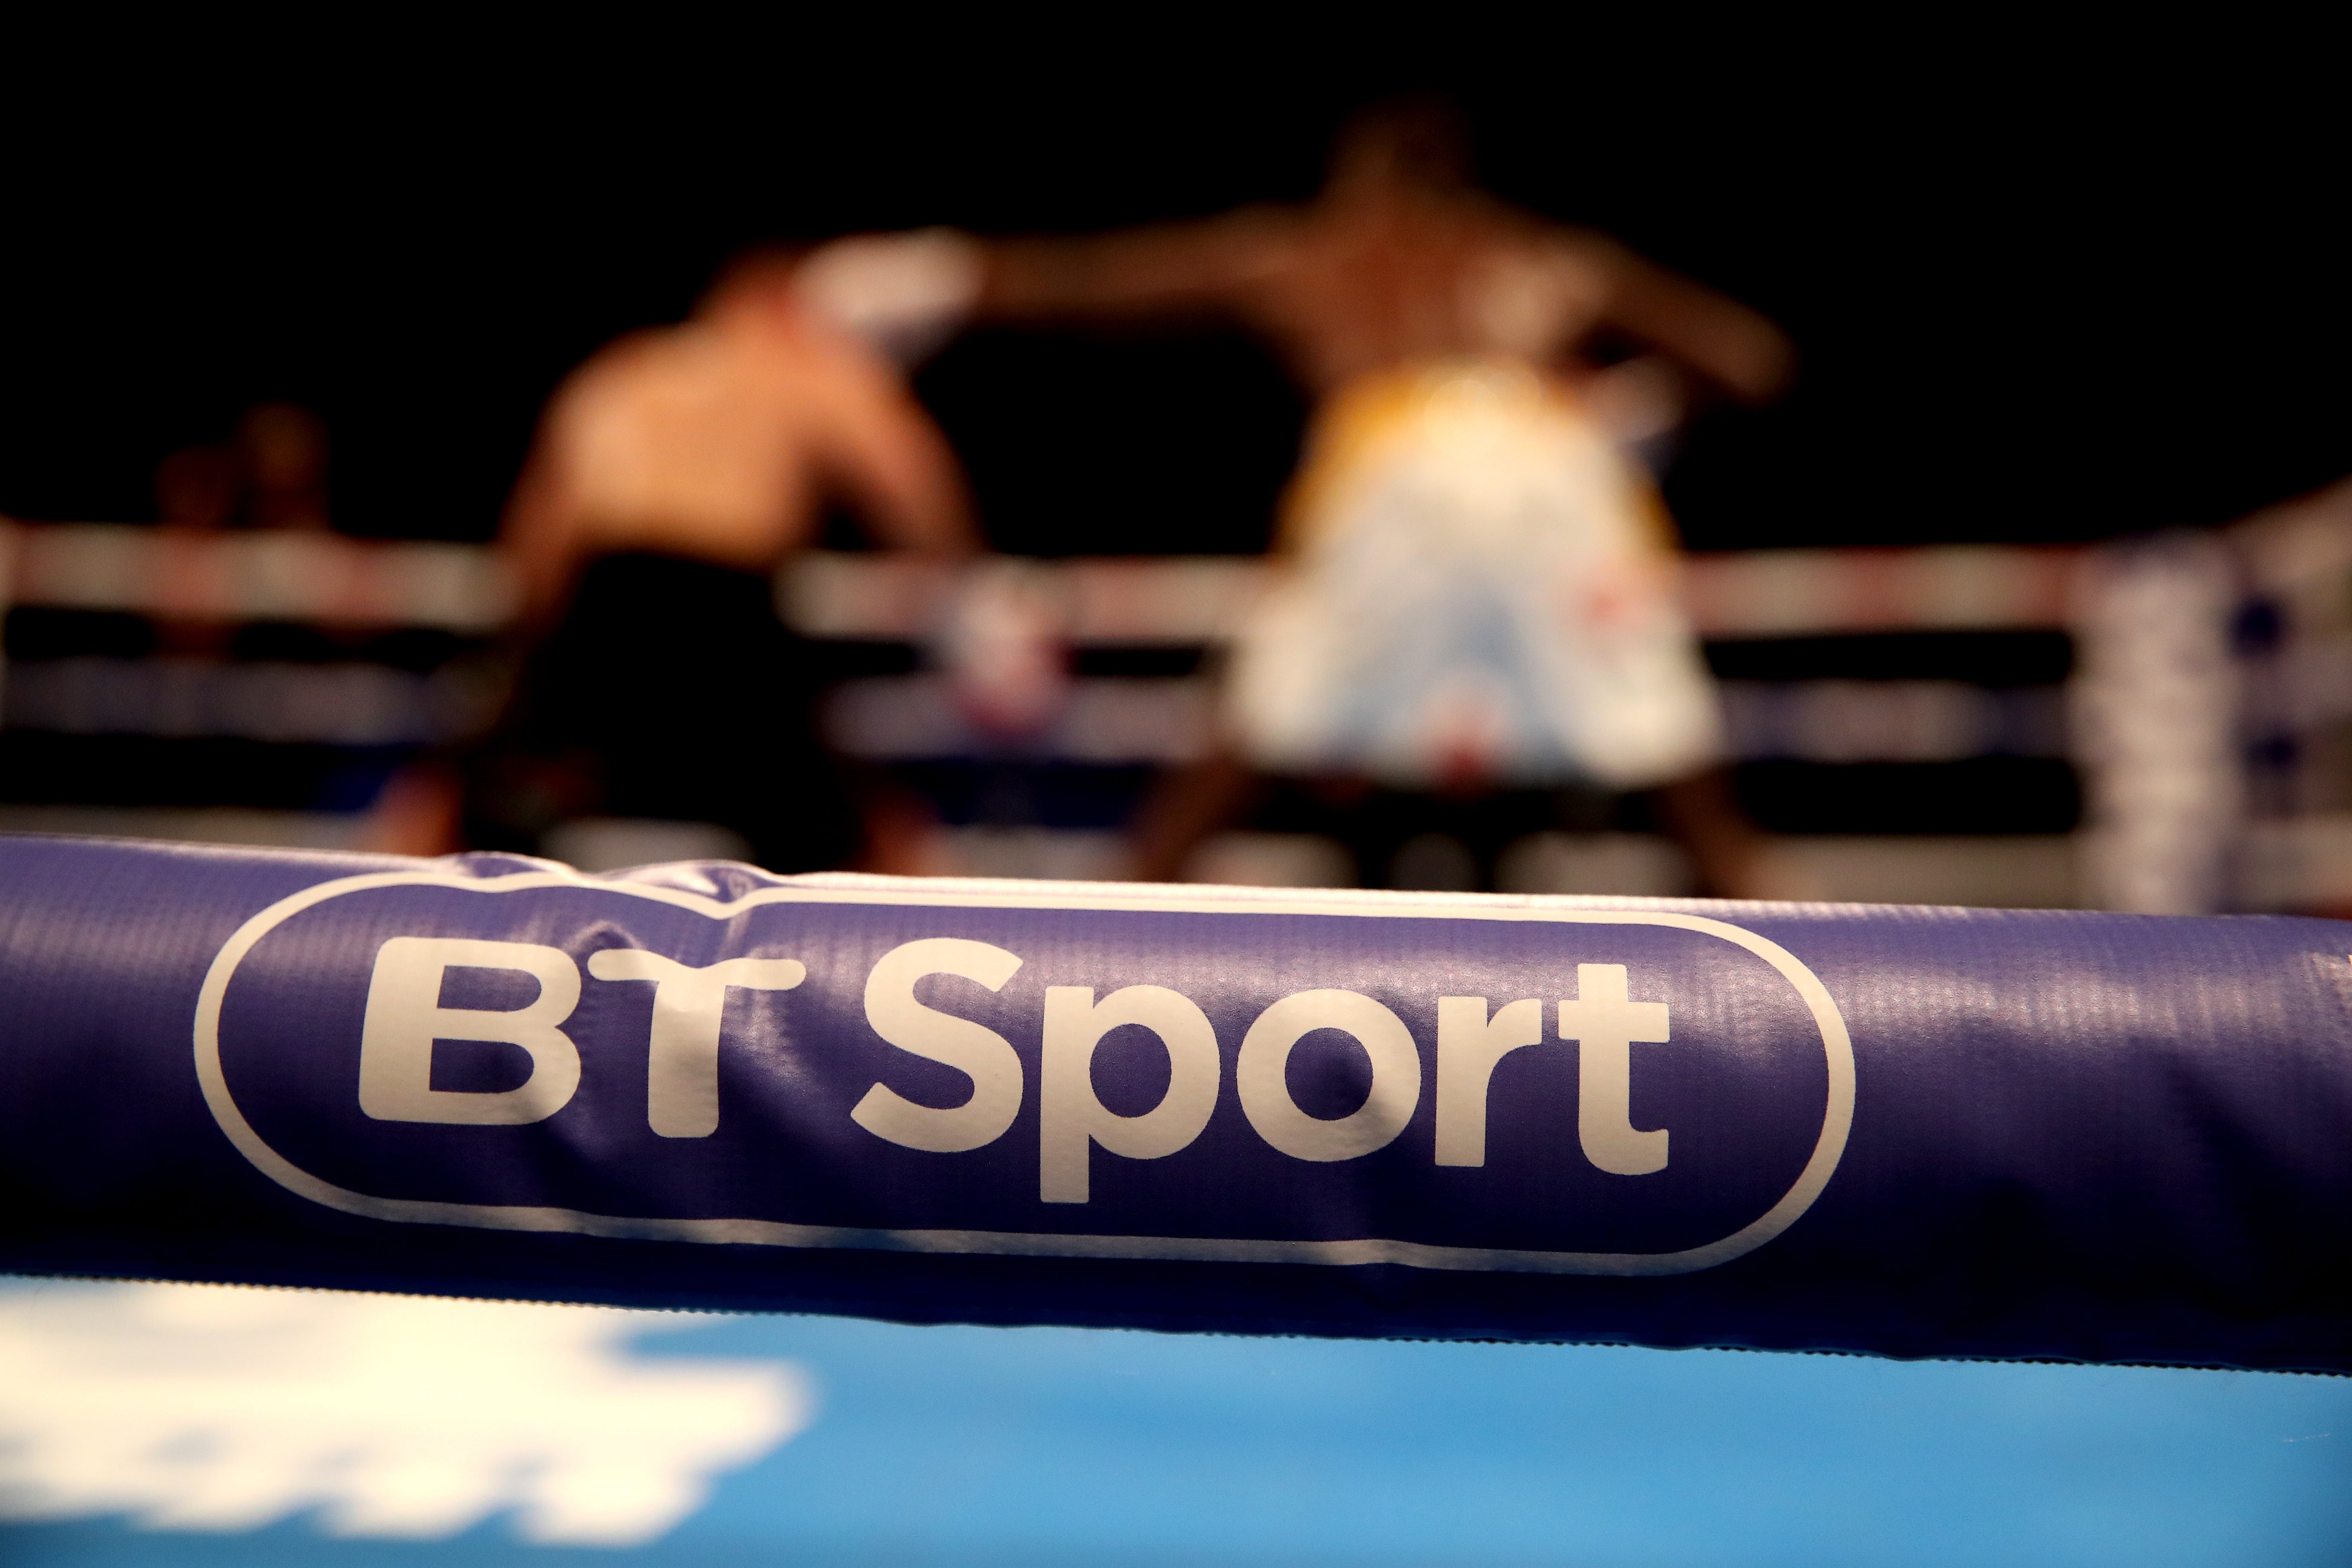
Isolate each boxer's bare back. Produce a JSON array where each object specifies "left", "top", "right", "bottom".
[{"left": 500, "top": 264, "right": 975, "bottom": 622}]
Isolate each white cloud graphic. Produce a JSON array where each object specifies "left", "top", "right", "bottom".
[{"left": 0, "top": 1280, "right": 812, "bottom": 1546}]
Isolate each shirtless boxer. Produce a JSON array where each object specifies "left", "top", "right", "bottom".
[
  {"left": 377, "top": 257, "right": 978, "bottom": 870},
  {"left": 500, "top": 255, "right": 975, "bottom": 624},
  {"left": 955, "top": 102, "right": 1795, "bottom": 892}
]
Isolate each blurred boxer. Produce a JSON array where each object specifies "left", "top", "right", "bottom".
[
  {"left": 500, "top": 254, "right": 975, "bottom": 624},
  {"left": 380, "top": 257, "right": 979, "bottom": 871},
  {"left": 963, "top": 102, "right": 1795, "bottom": 892}
]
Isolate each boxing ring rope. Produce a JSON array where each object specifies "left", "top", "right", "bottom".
[
  {"left": 0, "top": 521, "right": 514, "bottom": 631},
  {"left": 0, "top": 833, "right": 2346, "bottom": 1371},
  {"left": 0, "top": 520, "right": 2082, "bottom": 638},
  {"left": 777, "top": 542, "right": 2086, "bottom": 644},
  {"left": 2, "top": 489, "right": 2351, "bottom": 912}
]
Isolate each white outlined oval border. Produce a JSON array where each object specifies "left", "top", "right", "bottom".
[{"left": 193, "top": 870, "right": 1856, "bottom": 1277}]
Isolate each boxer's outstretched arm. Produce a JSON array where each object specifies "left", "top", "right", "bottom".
[
  {"left": 977, "top": 209, "right": 1291, "bottom": 325},
  {"left": 1582, "top": 235, "right": 1796, "bottom": 404}
]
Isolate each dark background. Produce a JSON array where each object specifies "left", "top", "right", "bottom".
[{"left": 4, "top": 33, "right": 2346, "bottom": 556}]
